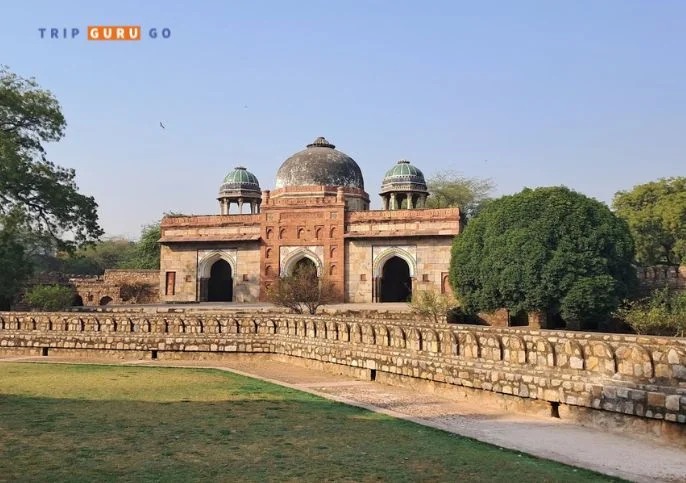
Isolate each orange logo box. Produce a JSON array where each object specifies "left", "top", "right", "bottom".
[{"left": 87, "top": 26, "right": 141, "bottom": 41}]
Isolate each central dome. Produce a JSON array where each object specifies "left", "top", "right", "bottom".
[{"left": 275, "top": 137, "right": 365, "bottom": 189}]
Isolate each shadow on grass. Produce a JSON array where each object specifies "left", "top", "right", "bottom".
[
  {"left": 0, "top": 363, "right": 620, "bottom": 482},
  {"left": 0, "top": 394, "right": 619, "bottom": 483}
]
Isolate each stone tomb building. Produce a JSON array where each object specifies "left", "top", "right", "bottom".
[{"left": 159, "top": 137, "right": 461, "bottom": 303}]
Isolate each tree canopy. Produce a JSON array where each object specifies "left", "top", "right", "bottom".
[
  {"left": 0, "top": 66, "right": 103, "bottom": 250},
  {"left": 33, "top": 222, "right": 162, "bottom": 275},
  {"left": 612, "top": 177, "right": 686, "bottom": 266},
  {"left": 425, "top": 170, "right": 494, "bottom": 220},
  {"left": 0, "top": 212, "right": 33, "bottom": 309},
  {"left": 0, "top": 67, "right": 103, "bottom": 307},
  {"left": 450, "top": 187, "right": 636, "bottom": 328}
]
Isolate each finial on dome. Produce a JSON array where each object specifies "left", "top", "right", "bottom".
[
  {"left": 235, "top": 166, "right": 246, "bottom": 170},
  {"left": 307, "top": 136, "right": 335, "bottom": 149},
  {"left": 398, "top": 159, "right": 411, "bottom": 164}
]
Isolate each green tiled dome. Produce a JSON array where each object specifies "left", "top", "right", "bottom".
[
  {"left": 384, "top": 160, "right": 424, "bottom": 180},
  {"left": 222, "top": 166, "right": 260, "bottom": 188},
  {"left": 380, "top": 160, "right": 428, "bottom": 194}
]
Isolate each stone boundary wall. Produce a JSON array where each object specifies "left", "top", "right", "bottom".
[
  {"left": 1, "top": 311, "right": 684, "bottom": 443},
  {"left": 637, "top": 265, "right": 686, "bottom": 291}
]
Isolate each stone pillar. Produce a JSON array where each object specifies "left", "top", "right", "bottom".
[
  {"left": 390, "top": 193, "right": 397, "bottom": 210},
  {"left": 407, "top": 195, "right": 414, "bottom": 209},
  {"left": 238, "top": 198, "right": 244, "bottom": 214},
  {"left": 382, "top": 196, "right": 388, "bottom": 210}
]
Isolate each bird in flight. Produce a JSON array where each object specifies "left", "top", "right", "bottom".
[{"left": 159, "top": 122, "right": 166, "bottom": 129}]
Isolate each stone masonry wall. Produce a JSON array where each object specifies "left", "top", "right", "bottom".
[
  {"left": 159, "top": 242, "right": 261, "bottom": 303},
  {"left": 1, "top": 310, "right": 684, "bottom": 443},
  {"left": 345, "top": 237, "right": 454, "bottom": 302},
  {"left": 70, "top": 269, "right": 159, "bottom": 306}
]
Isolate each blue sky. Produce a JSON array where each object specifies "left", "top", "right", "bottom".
[{"left": 2, "top": 1, "right": 684, "bottom": 238}]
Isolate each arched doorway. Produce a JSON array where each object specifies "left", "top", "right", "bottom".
[
  {"left": 99, "top": 296, "right": 112, "bottom": 306},
  {"left": 292, "top": 257, "right": 317, "bottom": 281},
  {"left": 72, "top": 295, "right": 84, "bottom": 307},
  {"left": 208, "top": 259, "right": 233, "bottom": 302},
  {"left": 380, "top": 256, "right": 412, "bottom": 302}
]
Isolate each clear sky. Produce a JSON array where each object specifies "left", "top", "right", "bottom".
[{"left": 2, "top": 1, "right": 684, "bottom": 238}]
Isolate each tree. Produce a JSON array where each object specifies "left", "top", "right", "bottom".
[
  {"left": 265, "top": 263, "right": 334, "bottom": 314},
  {"left": 58, "top": 238, "right": 136, "bottom": 275},
  {"left": 612, "top": 177, "right": 686, "bottom": 266},
  {"left": 0, "top": 212, "right": 33, "bottom": 310},
  {"left": 0, "top": 66, "right": 103, "bottom": 250},
  {"left": 409, "top": 289, "right": 458, "bottom": 324},
  {"left": 118, "top": 223, "right": 161, "bottom": 269},
  {"left": 425, "top": 170, "right": 494, "bottom": 220},
  {"left": 450, "top": 187, "right": 636, "bottom": 329},
  {"left": 23, "top": 284, "right": 76, "bottom": 311},
  {"left": 37, "top": 222, "right": 161, "bottom": 275}
]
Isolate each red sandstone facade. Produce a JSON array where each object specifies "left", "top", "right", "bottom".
[{"left": 159, "top": 138, "right": 462, "bottom": 304}]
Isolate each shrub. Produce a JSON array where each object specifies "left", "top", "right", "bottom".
[
  {"left": 616, "top": 288, "right": 686, "bottom": 337},
  {"left": 24, "top": 284, "right": 76, "bottom": 311},
  {"left": 265, "top": 264, "right": 335, "bottom": 315},
  {"left": 119, "top": 282, "right": 155, "bottom": 304},
  {"left": 410, "top": 289, "right": 458, "bottom": 324}
]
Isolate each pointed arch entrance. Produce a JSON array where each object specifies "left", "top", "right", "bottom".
[
  {"left": 208, "top": 259, "right": 233, "bottom": 302},
  {"left": 380, "top": 256, "right": 412, "bottom": 302}
]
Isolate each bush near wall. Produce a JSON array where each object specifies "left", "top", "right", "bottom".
[
  {"left": 617, "top": 288, "right": 686, "bottom": 337},
  {"left": 23, "top": 285, "right": 76, "bottom": 311}
]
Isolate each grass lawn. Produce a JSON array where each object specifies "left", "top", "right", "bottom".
[{"left": 0, "top": 363, "right": 617, "bottom": 482}]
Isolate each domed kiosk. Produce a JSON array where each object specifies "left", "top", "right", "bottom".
[
  {"left": 218, "top": 166, "right": 261, "bottom": 214},
  {"left": 272, "top": 137, "right": 370, "bottom": 211},
  {"left": 380, "top": 160, "right": 429, "bottom": 210}
]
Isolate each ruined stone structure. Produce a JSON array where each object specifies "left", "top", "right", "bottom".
[
  {"left": 69, "top": 270, "right": 160, "bottom": 306},
  {"left": 637, "top": 265, "right": 686, "bottom": 292},
  {"left": 159, "top": 137, "right": 461, "bottom": 304},
  {"left": 1, "top": 310, "right": 684, "bottom": 444}
]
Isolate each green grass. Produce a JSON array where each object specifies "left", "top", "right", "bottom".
[{"left": 0, "top": 363, "right": 618, "bottom": 482}]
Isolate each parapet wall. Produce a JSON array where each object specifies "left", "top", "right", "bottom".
[{"left": 1, "top": 311, "right": 684, "bottom": 442}]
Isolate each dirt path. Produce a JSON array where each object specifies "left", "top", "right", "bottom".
[{"left": 3, "top": 356, "right": 685, "bottom": 482}]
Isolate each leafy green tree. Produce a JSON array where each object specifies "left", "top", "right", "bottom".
[
  {"left": 612, "top": 177, "right": 686, "bottom": 266},
  {"left": 118, "top": 223, "right": 161, "bottom": 269},
  {"left": 425, "top": 170, "right": 494, "bottom": 220},
  {"left": 58, "top": 238, "right": 136, "bottom": 275},
  {"left": 23, "top": 284, "right": 76, "bottom": 311},
  {"left": 450, "top": 187, "right": 636, "bottom": 329},
  {"left": 0, "top": 66, "right": 103, "bottom": 250},
  {"left": 0, "top": 212, "right": 33, "bottom": 310}
]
